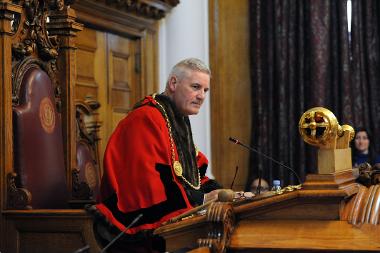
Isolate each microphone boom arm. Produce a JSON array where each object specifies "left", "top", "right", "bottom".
[{"left": 229, "top": 137, "right": 302, "bottom": 185}]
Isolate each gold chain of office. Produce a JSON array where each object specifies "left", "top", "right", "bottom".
[{"left": 152, "top": 94, "right": 201, "bottom": 190}]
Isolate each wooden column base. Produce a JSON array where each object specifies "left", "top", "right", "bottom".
[{"left": 302, "top": 169, "right": 358, "bottom": 196}]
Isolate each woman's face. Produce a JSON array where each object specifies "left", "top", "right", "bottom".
[{"left": 354, "top": 131, "right": 370, "bottom": 153}]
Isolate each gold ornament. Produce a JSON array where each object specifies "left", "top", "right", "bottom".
[
  {"left": 298, "top": 107, "right": 338, "bottom": 146},
  {"left": 173, "top": 161, "right": 183, "bottom": 176},
  {"left": 299, "top": 107, "right": 354, "bottom": 148}
]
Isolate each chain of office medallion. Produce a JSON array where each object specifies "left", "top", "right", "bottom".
[{"left": 152, "top": 94, "right": 201, "bottom": 190}]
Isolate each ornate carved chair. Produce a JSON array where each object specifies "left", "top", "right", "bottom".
[
  {"left": 11, "top": 60, "right": 68, "bottom": 209},
  {"left": 72, "top": 98, "right": 101, "bottom": 204}
]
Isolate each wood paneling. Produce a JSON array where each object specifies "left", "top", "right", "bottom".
[
  {"left": 230, "top": 220, "right": 380, "bottom": 252},
  {"left": 76, "top": 29, "right": 98, "bottom": 100},
  {"left": 140, "top": 28, "right": 159, "bottom": 95},
  {"left": 4, "top": 210, "right": 100, "bottom": 253},
  {"left": 108, "top": 33, "right": 135, "bottom": 114},
  {"left": 209, "top": 0, "right": 251, "bottom": 190},
  {"left": 106, "top": 32, "right": 140, "bottom": 155},
  {"left": 76, "top": 28, "right": 144, "bottom": 173}
]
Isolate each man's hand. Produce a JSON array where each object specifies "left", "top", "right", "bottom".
[{"left": 203, "top": 189, "right": 222, "bottom": 204}]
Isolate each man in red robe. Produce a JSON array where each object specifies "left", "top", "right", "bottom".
[{"left": 93, "top": 58, "right": 222, "bottom": 252}]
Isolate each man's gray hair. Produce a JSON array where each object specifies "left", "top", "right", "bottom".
[{"left": 166, "top": 58, "right": 211, "bottom": 86}]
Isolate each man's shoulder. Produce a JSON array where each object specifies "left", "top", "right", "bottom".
[
  {"left": 131, "top": 103, "right": 161, "bottom": 117},
  {"left": 121, "top": 103, "right": 163, "bottom": 125}
]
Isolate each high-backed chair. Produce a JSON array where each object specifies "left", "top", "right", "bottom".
[
  {"left": 12, "top": 64, "right": 68, "bottom": 209},
  {"left": 72, "top": 99, "right": 101, "bottom": 203}
]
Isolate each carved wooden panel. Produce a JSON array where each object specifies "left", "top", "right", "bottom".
[
  {"left": 4, "top": 210, "right": 100, "bottom": 253},
  {"left": 72, "top": 99, "right": 101, "bottom": 203},
  {"left": 107, "top": 33, "right": 138, "bottom": 131},
  {"left": 141, "top": 30, "right": 157, "bottom": 95},
  {"left": 76, "top": 29, "right": 99, "bottom": 100}
]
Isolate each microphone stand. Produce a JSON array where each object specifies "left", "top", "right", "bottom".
[
  {"left": 256, "top": 168, "right": 263, "bottom": 195},
  {"left": 72, "top": 214, "right": 143, "bottom": 253},
  {"left": 229, "top": 137, "right": 302, "bottom": 187},
  {"left": 100, "top": 214, "right": 143, "bottom": 253}
]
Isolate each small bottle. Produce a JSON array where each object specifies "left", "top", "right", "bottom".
[{"left": 271, "top": 180, "right": 282, "bottom": 192}]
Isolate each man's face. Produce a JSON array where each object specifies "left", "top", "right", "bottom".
[{"left": 170, "top": 70, "right": 210, "bottom": 116}]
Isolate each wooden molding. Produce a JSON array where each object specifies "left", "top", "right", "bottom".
[
  {"left": 198, "top": 202, "right": 235, "bottom": 252},
  {"left": 303, "top": 170, "right": 357, "bottom": 190},
  {"left": 156, "top": 202, "right": 236, "bottom": 252},
  {"left": 343, "top": 184, "right": 380, "bottom": 226},
  {"left": 73, "top": 0, "right": 178, "bottom": 37}
]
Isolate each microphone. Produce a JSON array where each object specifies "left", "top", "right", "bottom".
[
  {"left": 100, "top": 214, "right": 143, "bottom": 253},
  {"left": 217, "top": 189, "right": 235, "bottom": 202},
  {"left": 229, "top": 137, "right": 302, "bottom": 186}
]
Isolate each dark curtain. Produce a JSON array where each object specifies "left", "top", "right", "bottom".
[
  {"left": 247, "top": 0, "right": 363, "bottom": 189},
  {"left": 350, "top": 0, "right": 380, "bottom": 161}
]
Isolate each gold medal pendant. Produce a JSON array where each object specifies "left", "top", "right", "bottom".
[{"left": 173, "top": 161, "right": 183, "bottom": 176}]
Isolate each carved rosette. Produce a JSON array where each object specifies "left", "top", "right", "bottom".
[
  {"left": 197, "top": 202, "right": 235, "bottom": 253},
  {"left": 7, "top": 172, "right": 32, "bottom": 209}
]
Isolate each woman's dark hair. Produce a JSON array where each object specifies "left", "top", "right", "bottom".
[{"left": 351, "top": 127, "right": 376, "bottom": 165}]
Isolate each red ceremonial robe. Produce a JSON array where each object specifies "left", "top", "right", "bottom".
[{"left": 96, "top": 96, "right": 210, "bottom": 235}]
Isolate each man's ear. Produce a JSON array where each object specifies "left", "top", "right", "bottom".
[{"left": 168, "top": 76, "right": 177, "bottom": 92}]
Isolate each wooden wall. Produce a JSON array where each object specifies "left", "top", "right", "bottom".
[
  {"left": 209, "top": 0, "right": 252, "bottom": 190},
  {"left": 75, "top": 28, "right": 144, "bottom": 171},
  {"left": 73, "top": 1, "right": 162, "bottom": 172}
]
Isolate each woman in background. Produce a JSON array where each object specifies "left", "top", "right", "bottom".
[{"left": 351, "top": 127, "right": 380, "bottom": 167}]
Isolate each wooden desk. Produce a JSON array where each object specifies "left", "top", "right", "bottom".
[{"left": 156, "top": 174, "right": 380, "bottom": 253}]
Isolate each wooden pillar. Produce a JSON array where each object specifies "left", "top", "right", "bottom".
[
  {"left": 209, "top": 0, "right": 251, "bottom": 190},
  {"left": 0, "top": 0, "right": 22, "bottom": 249},
  {"left": 47, "top": 7, "right": 83, "bottom": 197}
]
